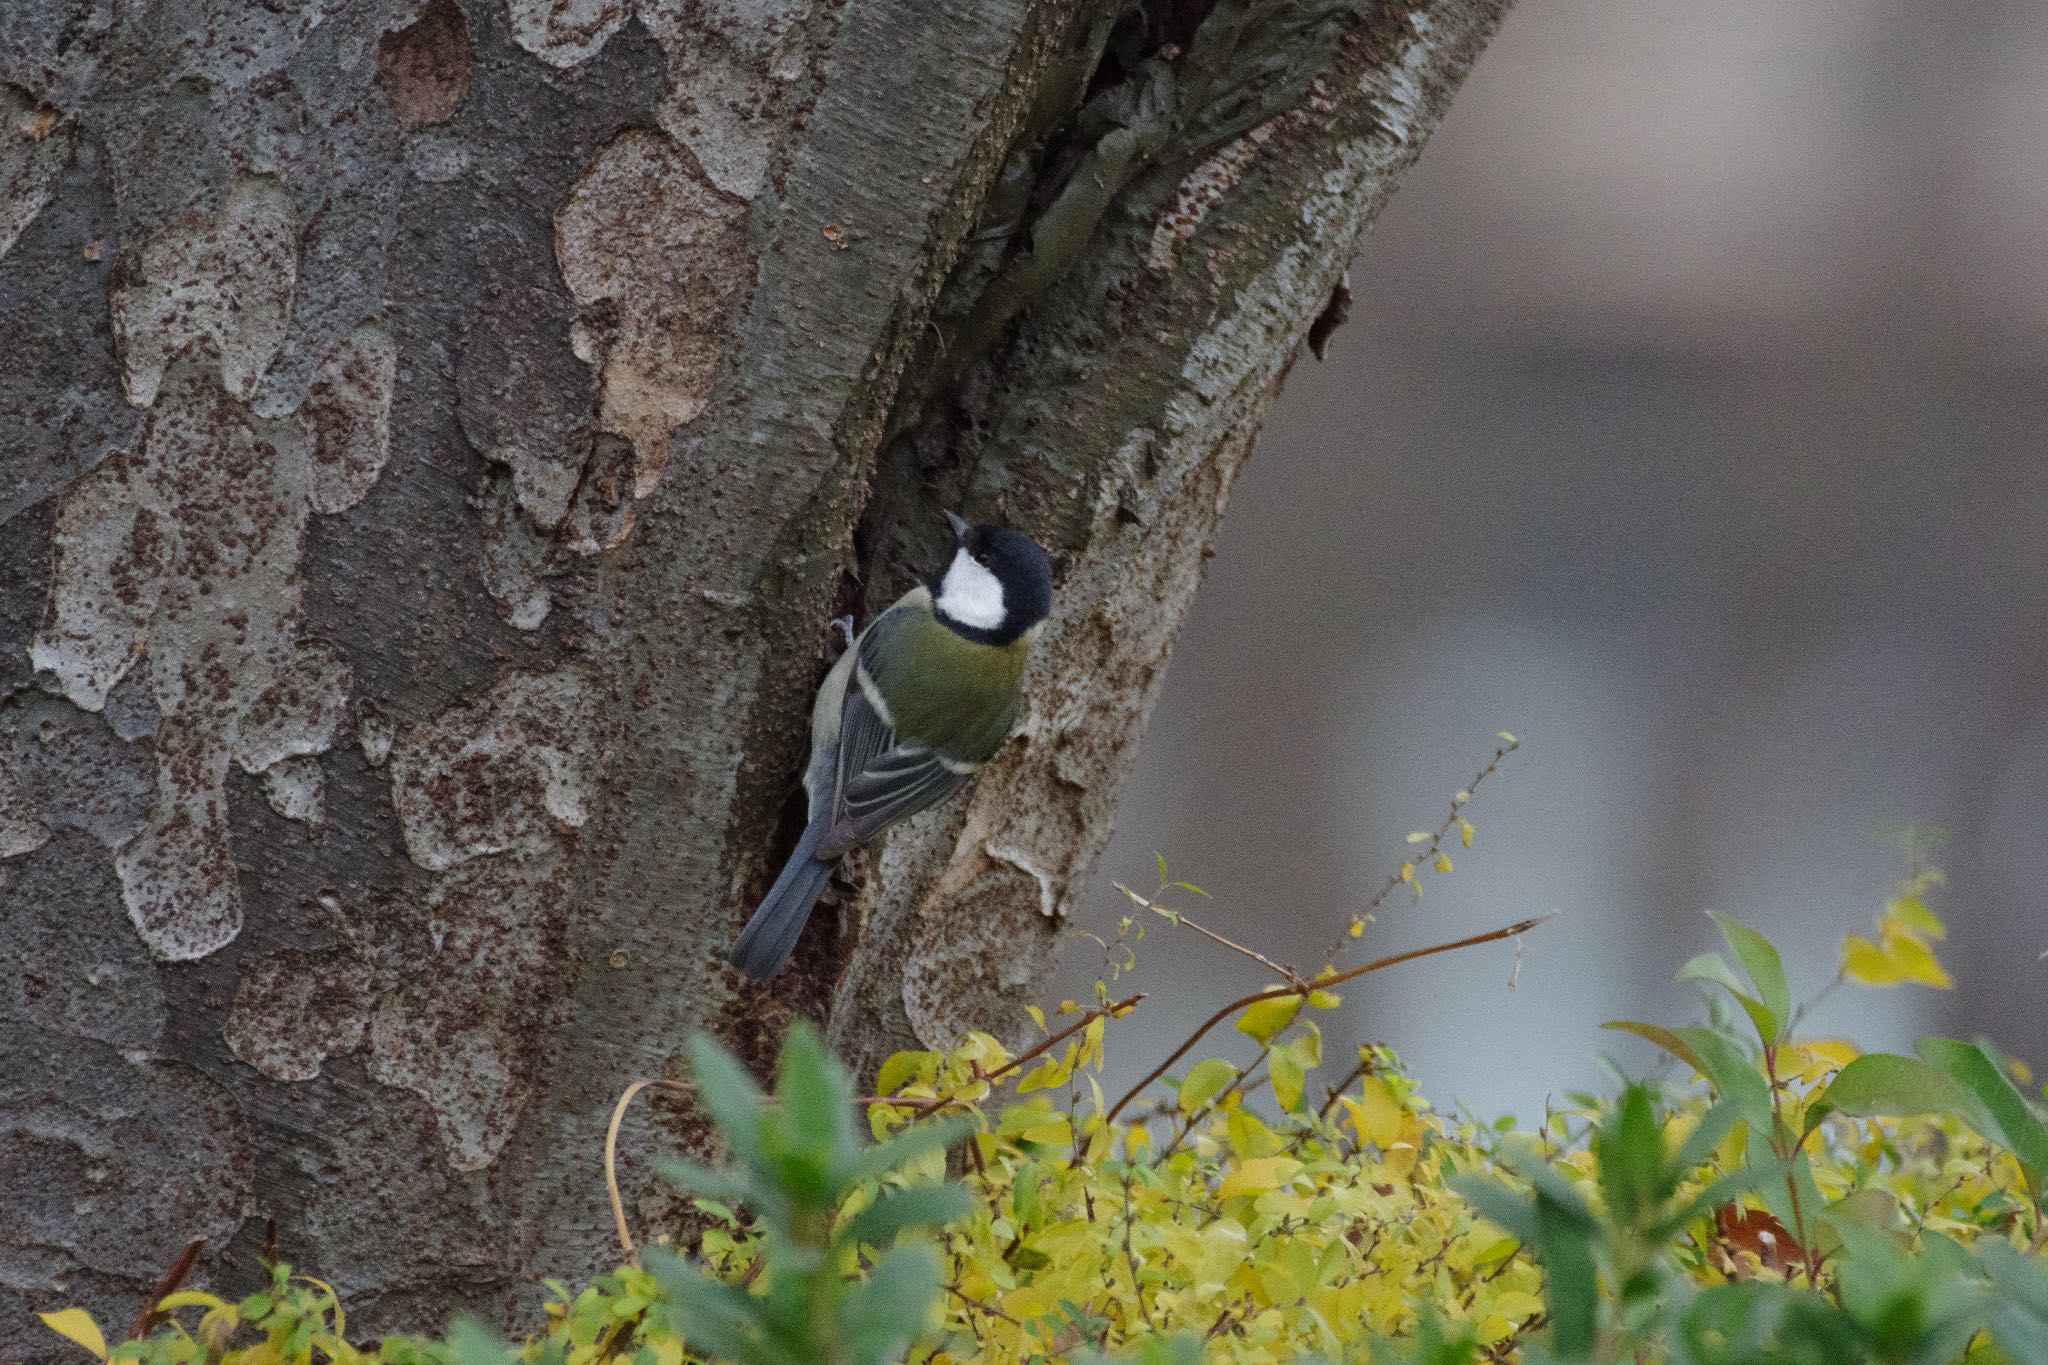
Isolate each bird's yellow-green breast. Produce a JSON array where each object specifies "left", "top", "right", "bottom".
[{"left": 861, "top": 597, "right": 1031, "bottom": 764}]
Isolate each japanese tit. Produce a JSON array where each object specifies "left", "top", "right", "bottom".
[{"left": 726, "top": 513, "right": 1054, "bottom": 980}]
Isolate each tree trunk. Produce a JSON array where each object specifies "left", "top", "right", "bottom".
[{"left": 0, "top": 0, "right": 1507, "bottom": 1351}]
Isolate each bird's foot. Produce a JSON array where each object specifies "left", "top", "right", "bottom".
[{"left": 830, "top": 615, "right": 856, "bottom": 650}]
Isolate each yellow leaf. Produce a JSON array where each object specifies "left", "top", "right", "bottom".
[
  {"left": 1433, "top": 852, "right": 1452, "bottom": 875},
  {"left": 1235, "top": 994, "right": 1303, "bottom": 1043},
  {"left": 1399, "top": 862, "right": 1416, "bottom": 884},
  {"left": 155, "top": 1290, "right": 233, "bottom": 1313},
  {"left": 1078, "top": 1016, "right": 1106, "bottom": 1070},
  {"left": 37, "top": 1310, "right": 107, "bottom": 1360},
  {"left": 876, "top": 1050, "right": 933, "bottom": 1096},
  {"left": 1788, "top": 1038, "right": 1859, "bottom": 1084},
  {"left": 1492, "top": 1290, "right": 1545, "bottom": 1320},
  {"left": 1178, "top": 1057, "right": 1237, "bottom": 1114},
  {"left": 1475, "top": 1314, "right": 1514, "bottom": 1344},
  {"left": 1216, "top": 1155, "right": 1301, "bottom": 1199},
  {"left": 1459, "top": 818, "right": 1475, "bottom": 848},
  {"left": 1308, "top": 988, "right": 1341, "bottom": 1008},
  {"left": 1270, "top": 1048, "right": 1305, "bottom": 1112},
  {"left": 1406, "top": 831, "right": 1430, "bottom": 844},
  {"left": 1841, "top": 929, "right": 1952, "bottom": 989},
  {"left": 1348, "top": 918, "right": 1364, "bottom": 938},
  {"left": 1024, "top": 1004, "right": 1046, "bottom": 1033},
  {"left": 1227, "top": 1105, "right": 1282, "bottom": 1159},
  {"left": 1013, "top": 1056, "right": 1067, "bottom": 1093},
  {"left": 1887, "top": 894, "right": 1946, "bottom": 939},
  {"left": 1343, "top": 1076, "right": 1402, "bottom": 1148}
]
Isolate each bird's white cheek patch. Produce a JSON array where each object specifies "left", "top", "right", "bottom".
[{"left": 937, "top": 551, "right": 1006, "bottom": 629}]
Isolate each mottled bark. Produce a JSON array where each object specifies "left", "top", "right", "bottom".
[{"left": 0, "top": 0, "right": 1507, "bottom": 1353}]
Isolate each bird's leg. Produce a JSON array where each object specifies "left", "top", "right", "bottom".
[{"left": 830, "top": 615, "right": 857, "bottom": 651}]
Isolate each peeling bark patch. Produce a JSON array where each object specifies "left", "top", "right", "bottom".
[
  {"left": 260, "top": 755, "right": 326, "bottom": 825},
  {"left": 478, "top": 474, "right": 555, "bottom": 630},
  {"left": 0, "top": 86, "right": 73, "bottom": 263},
  {"left": 378, "top": 669, "right": 600, "bottom": 1166},
  {"left": 366, "top": 852, "right": 559, "bottom": 1169},
  {"left": 29, "top": 457, "right": 165, "bottom": 711},
  {"left": 640, "top": 0, "right": 814, "bottom": 200},
  {"left": 378, "top": 0, "right": 473, "bottom": 128},
  {"left": 224, "top": 949, "right": 370, "bottom": 1081},
  {"left": 556, "top": 128, "right": 749, "bottom": 498},
  {"left": 506, "top": 0, "right": 632, "bottom": 67},
  {"left": 29, "top": 309, "right": 397, "bottom": 956},
  {"left": 0, "top": 768, "right": 50, "bottom": 857},
  {"left": 109, "top": 177, "right": 296, "bottom": 408},
  {"left": 388, "top": 669, "right": 598, "bottom": 871},
  {"left": 303, "top": 325, "right": 399, "bottom": 515}
]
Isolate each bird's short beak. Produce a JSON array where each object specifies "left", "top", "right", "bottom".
[{"left": 944, "top": 510, "right": 971, "bottom": 542}]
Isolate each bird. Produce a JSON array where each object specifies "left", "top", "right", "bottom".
[{"left": 726, "top": 512, "right": 1054, "bottom": 980}]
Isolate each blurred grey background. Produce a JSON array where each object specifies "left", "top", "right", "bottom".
[{"left": 1055, "top": 0, "right": 2048, "bottom": 1122}]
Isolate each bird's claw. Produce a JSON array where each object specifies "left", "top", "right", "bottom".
[{"left": 830, "top": 615, "right": 856, "bottom": 650}]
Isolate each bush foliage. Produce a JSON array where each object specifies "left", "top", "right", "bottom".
[{"left": 38, "top": 768, "right": 2048, "bottom": 1364}]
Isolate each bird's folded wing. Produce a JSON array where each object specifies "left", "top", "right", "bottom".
[{"left": 819, "top": 660, "right": 968, "bottom": 859}]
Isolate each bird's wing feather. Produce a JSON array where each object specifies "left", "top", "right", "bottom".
[{"left": 819, "top": 673, "right": 968, "bottom": 859}]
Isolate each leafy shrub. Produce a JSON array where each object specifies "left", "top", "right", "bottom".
[{"left": 37, "top": 764, "right": 2048, "bottom": 1363}]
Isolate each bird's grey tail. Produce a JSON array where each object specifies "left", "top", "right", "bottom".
[{"left": 727, "top": 815, "right": 837, "bottom": 980}]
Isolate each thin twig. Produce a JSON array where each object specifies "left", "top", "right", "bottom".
[
  {"left": 605, "top": 1077, "right": 696, "bottom": 1262},
  {"left": 129, "top": 1239, "right": 206, "bottom": 1340},
  {"left": 1320, "top": 736, "right": 1521, "bottom": 967},
  {"left": 1115, "top": 884, "right": 1310, "bottom": 989},
  {"left": 861, "top": 993, "right": 1145, "bottom": 1116},
  {"left": 948, "top": 1284, "right": 1025, "bottom": 1327},
  {"left": 1106, "top": 915, "right": 1556, "bottom": 1125}
]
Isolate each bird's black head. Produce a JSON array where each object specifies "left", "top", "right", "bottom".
[{"left": 930, "top": 513, "right": 1053, "bottom": 645}]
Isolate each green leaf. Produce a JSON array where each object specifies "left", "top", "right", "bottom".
[
  {"left": 1671, "top": 1100, "right": 1740, "bottom": 1175},
  {"left": 1917, "top": 1036, "right": 2048, "bottom": 1181},
  {"left": 847, "top": 1114, "right": 975, "bottom": 1187},
  {"left": 647, "top": 1250, "right": 791, "bottom": 1365},
  {"left": 687, "top": 1034, "right": 767, "bottom": 1170},
  {"left": 1177, "top": 1057, "right": 1237, "bottom": 1114},
  {"left": 1448, "top": 1175, "right": 1536, "bottom": 1244},
  {"left": 1709, "top": 914, "right": 1791, "bottom": 1042},
  {"left": 775, "top": 1019, "right": 856, "bottom": 1186},
  {"left": 1821, "top": 1053, "right": 1976, "bottom": 1123},
  {"left": 1676, "top": 1025, "right": 1774, "bottom": 1130},
  {"left": 656, "top": 1159, "right": 753, "bottom": 1203},
  {"left": 1537, "top": 1188, "right": 1600, "bottom": 1358},
  {"left": 1594, "top": 1084, "right": 1667, "bottom": 1227},
  {"left": 834, "top": 1184, "right": 972, "bottom": 1253},
  {"left": 443, "top": 1317, "right": 518, "bottom": 1365},
  {"left": 1269, "top": 1046, "right": 1306, "bottom": 1113},
  {"left": 1677, "top": 950, "right": 1778, "bottom": 1048},
  {"left": 1602, "top": 1020, "right": 1707, "bottom": 1077},
  {"left": 840, "top": 1244, "right": 941, "bottom": 1365}
]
